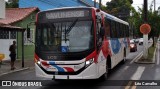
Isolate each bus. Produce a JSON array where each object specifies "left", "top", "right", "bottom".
[{"left": 34, "top": 7, "right": 130, "bottom": 80}]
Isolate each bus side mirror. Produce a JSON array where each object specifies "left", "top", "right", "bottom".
[{"left": 27, "top": 28, "right": 30, "bottom": 38}]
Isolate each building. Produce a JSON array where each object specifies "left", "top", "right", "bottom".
[
  {"left": 0, "top": 7, "right": 39, "bottom": 60},
  {"left": 0, "top": 0, "right": 5, "bottom": 19},
  {"left": 19, "top": 0, "right": 99, "bottom": 11},
  {"left": 0, "top": 23, "right": 25, "bottom": 61}
]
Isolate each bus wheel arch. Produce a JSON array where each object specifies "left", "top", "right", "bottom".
[
  {"left": 107, "top": 55, "right": 111, "bottom": 69},
  {"left": 99, "top": 55, "right": 111, "bottom": 81}
]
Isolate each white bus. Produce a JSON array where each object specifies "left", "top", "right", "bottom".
[{"left": 33, "top": 7, "right": 130, "bottom": 80}]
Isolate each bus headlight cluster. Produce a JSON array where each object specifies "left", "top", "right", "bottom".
[
  {"left": 85, "top": 58, "right": 94, "bottom": 67},
  {"left": 37, "top": 61, "right": 41, "bottom": 65}
]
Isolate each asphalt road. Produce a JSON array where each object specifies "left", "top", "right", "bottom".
[{"left": 1, "top": 43, "right": 160, "bottom": 89}]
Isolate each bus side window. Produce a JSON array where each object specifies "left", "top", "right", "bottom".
[
  {"left": 123, "top": 24, "right": 126, "bottom": 37},
  {"left": 116, "top": 22, "right": 120, "bottom": 38},
  {"left": 124, "top": 25, "right": 128, "bottom": 37},
  {"left": 120, "top": 23, "right": 124, "bottom": 38},
  {"left": 111, "top": 21, "right": 116, "bottom": 38},
  {"left": 127, "top": 25, "right": 129, "bottom": 37},
  {"left": 104, "top": 18, "right": 111, "bottom": 39},
  {"left": 119, "top": 23, "right": 122, "bottom": 38}
]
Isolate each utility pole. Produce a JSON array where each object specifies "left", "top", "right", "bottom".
[
  {"left": 99, "top": 0, "right": 101, "bottom": 9},
  {"left": 144, "top": 0, "right": 148, "bottom": 22},
  {"left": 153, "top": 0, "right": 156, "bottom": 47},
  {"left": 143, "top": 0, "right": 149, "bottom": 59},
  {"left": 154, "top": 0, "right": 156, "bottom": 11}
]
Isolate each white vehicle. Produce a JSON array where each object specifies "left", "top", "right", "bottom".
[
  {"left": 130, "top": 39, "right": 135, "bottom": 43},
  {"left": 139, "top": 38, "right": 143, "bottom": 45},
  {"left": 134, "top": 38, "right": 139, "bottom": 43},
  {"left": 33, "top": 7, "right": 130, "bottom": 80}
]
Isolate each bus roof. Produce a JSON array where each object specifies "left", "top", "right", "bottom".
[
  {"left": 40, "top": 6, "right": 92, "bottom": 13},
  {"left": 104, "top": 12, "right": 129, "bottom": 25}
]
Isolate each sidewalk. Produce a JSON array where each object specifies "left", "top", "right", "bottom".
[{"left": 0, "top": 59, "right": 34, "bottom": 76}]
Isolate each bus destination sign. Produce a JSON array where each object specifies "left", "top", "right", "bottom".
[{"left": 45, "top": 10, "right": 90, "bottom": 19}]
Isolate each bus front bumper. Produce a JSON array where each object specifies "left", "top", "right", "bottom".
[{"left": 35, "top": 63, "right": 98, "bottom": 79}]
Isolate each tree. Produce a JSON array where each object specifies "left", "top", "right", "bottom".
[
  {"left": 106, "top": 0, "right": 133, "bottom": 20},
  {"left": 129, "top": 7, "right": 143, "bottom": 38},
  {"left": 6, "top": 0, "right": 19, "bottom": 8},
  {"left": 148, "top": 11, "right": 160, "bottom": 46},
  {"left": 129, "top": 6, "right": 160, "bottom": 46}
]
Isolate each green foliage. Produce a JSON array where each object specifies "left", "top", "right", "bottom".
[
  {"left": 129, "top": 7, "right": 160, "bottom": 38},
  {"left": 138, "top": 46, "right": 155, "bottom": 62},
  {"left": 101, "top": 5, "right": 107, "bottom": 11},
  {"left": 6, "top": 0, "right": 19, "bottom": 8},
  {"left": 128, "top": 8, "right": 142, "bottom": 37},
  {"left": 148, "top": 11, "right": 160, "bottom": 38},
  {"left": 106, "top": 0, "right": 133, "bottom": 20},
  {"left": 148, "top": 46, "right": 156, "bottom": 60}
]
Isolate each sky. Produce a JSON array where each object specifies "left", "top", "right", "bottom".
[
  {"left": 5, "top": 0, "right": 160, "bottom": 11},
  {"left": 99, "top": 0, "right": 160, "bottom": 11}
]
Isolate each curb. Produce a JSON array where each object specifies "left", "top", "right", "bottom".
[
  {"left": 0, "top": 67, "right": 29, "bottom": 76},
  {"left": 152, "top": 43, "right": 158, "bottom": 63},
  {"left": 134, "top": 43, "right": 157, "bottom": 64}
]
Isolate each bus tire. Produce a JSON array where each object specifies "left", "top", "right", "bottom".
[{"left": 99, "top": 60, "right": 108, "bottom": 81}]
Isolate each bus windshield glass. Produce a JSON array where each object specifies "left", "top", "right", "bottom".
[{"left": 36, "top": 20, "right": 94, "bottom": 52}]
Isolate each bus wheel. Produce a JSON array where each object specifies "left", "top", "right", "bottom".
[
  {"left": 122, "top": 57, "right": 126, "bottom": 63},
  {"left": 99, "top": 61, "right": 108, "bottom": 81}
]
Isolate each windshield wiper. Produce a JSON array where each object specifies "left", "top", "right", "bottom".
[{"left": 65, "top": 18, "right": 78, "bottom": 34}]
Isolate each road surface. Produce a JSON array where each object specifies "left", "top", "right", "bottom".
[{"left": 1, "top": 43, "right": 160, "bottom": 89}]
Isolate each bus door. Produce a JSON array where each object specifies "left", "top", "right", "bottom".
[{"left": 96, "top": 15, "right": 104, "bottom": 51}]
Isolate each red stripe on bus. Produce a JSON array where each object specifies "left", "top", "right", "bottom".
[{"left": 63, "top": 67, "right": 74, "bottom": 72}]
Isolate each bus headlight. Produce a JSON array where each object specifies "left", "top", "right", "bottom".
[
  {"left": 85, "top": 58, "right": 94, "bottom": 67},
  {"left": 37, "top": 61, "right": 41, "bottom": 65}
]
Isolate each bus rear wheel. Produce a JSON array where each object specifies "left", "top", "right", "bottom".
[{"left": 122, "top": 49, "right": 126, "bottom": 63}]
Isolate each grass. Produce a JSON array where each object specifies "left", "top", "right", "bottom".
[{"left": 138, "top": 45, "right": 156, "bottom": 62}]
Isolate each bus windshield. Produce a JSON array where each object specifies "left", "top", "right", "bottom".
[{"left": 36, "top": 20, "right": 94, "bottom": 52}]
